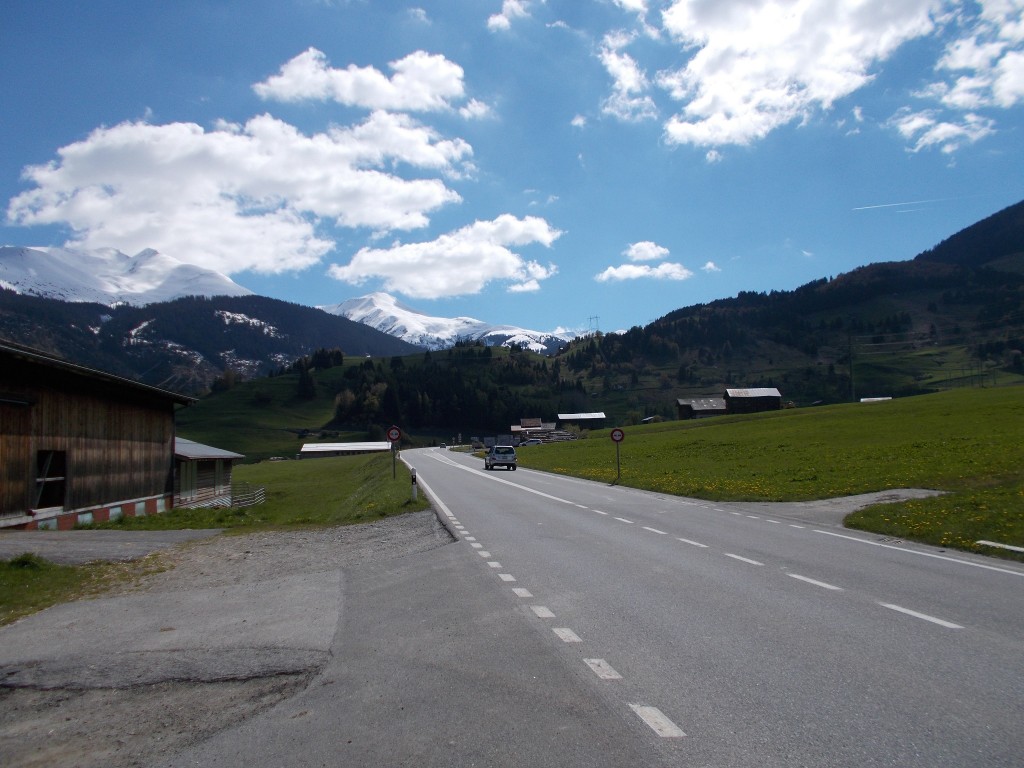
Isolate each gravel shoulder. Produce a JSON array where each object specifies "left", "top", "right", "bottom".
[{"left": 0, "top": 511, "right": 453, "bottom": 768}]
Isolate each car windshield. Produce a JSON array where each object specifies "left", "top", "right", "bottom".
[{"left": 494, "top": 447, "right": 514, "bottom": 455}]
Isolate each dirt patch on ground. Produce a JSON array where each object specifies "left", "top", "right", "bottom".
[{"left": 0, "top": 511, "right": 453, "bottom": 768}]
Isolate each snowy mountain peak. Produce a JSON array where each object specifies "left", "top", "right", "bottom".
[
  {"left": 0, "top": 245, "right": 252, "bottom": 306},
  {"left": 319, "top": 292, "right": 577, "bottom": 354}
]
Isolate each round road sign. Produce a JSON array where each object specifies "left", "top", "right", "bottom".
[
  {"left": 387, "top": 425, "right": 402, "bottom": 442},
  {"left": 610, "top": 428, "right": 625, "bottom": 443}
]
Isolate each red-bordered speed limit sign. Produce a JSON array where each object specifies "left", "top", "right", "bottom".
[
  {"left": 610, "top": 428, "right": 625, "bottom": 443},
  {"left": 387, "top": 425, "right": 402, "bottom": 442}
]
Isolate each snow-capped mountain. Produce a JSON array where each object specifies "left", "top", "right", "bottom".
[
  {"left": 320, "top": 292, "right": 577, "bottom": 354},
  {"left": 0, "top": 246, "right": 252, "bottom": 306}
]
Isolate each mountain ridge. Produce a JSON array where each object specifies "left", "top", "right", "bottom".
[{"left": 320, "top": 291, "right": 576, "bottom": 354}]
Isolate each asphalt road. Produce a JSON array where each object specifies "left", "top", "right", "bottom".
[{"left": 396, "top": 447, "right": 1024, "bottom": 768}]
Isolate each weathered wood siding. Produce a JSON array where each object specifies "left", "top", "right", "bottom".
[{"left": 1, "top": 360, "right": 176, "bottom": 517}]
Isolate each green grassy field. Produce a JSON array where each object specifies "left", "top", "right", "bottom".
[{"left": 517, "top": 386, "right": 1024, "bottom": 560}]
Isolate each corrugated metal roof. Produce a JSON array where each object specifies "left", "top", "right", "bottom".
[
  {"left": 175, "top": 437, "right": 245, "bottom": 460},
  {"left": 299, "top": 442, "right": 391, "bottom": 454},
  {"left": 558, "top": 412, "right": 606, "bottom": 420},
  {"left": 725, "top": 388, "right": 782, "bottom": 398}
]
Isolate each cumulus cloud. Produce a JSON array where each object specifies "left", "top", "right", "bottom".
[
  {"left": 327, "top": 214, "right": 562, "bottom": 298},
  {"left": 623, "top": 240, "right": 669, "bottom": 261},
  {"left": 6, "top": 112, "right": 472, "bottom": 274},
  {"left": 599, "top": 31, "right": 658, "bottom": 121},
  {"left": 656, "top": 0, "right": 939, "bottom": 147},
  {"left": 701, "top": 261, "right": 721, "bottom": 272},
  {"left": 595, "top": 262, "right": 693, "bottom": 282},
  {"left": 253, "top": 48, "right": 471, "bottom": 113},
  {"left": 927, "top": 1, "right": 1024, "bottom": 111},
  {"left": 890, "top": 108, "right": 995, "bottom": 153},
  {"left": 488, "top": 0, "right": 532, "bottom": 32}
]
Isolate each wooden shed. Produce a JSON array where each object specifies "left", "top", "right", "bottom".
[
  {"left": 724, "top": 387, "right": 783, "bottom": 414},
  {"left": 0, "top": 341, "right": 193, "bottom": 530},
  {"left": 676, "top": 397, "right": 727, "bottom": 420},
  {"left": 174, "top": 438, "right": 245, "bottom": 508}
]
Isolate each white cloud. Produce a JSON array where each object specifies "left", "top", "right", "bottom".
[
  {"left": 702, "top": 261, "right": 721, "bottom": 272},
  {"left": 327, "top": 214, "right": 562, "bottom": 298},
  {"left": 595, "top": 262, "right": 693, "bottom": 282},
  {"left": 705, "top": 149, "right": 723, "bottom": 163},
  {"left": 623, "top": 240, "right": 669, "bottom": 261},
  {"left": 253, "top": 48, "right": 469, "bottom": 112},
  {"left": 6, "top": 112, "right": 472, "bottom": 274},
  {"left": 488, "top": 0, "right": 532, "bottom": 32},
  {"left": 459, "top": 98, "right": 493, "bottom": 120},
  {"left": 891, "top": 108, "right": 996, "bottom": 152},
  {"left": 657, "top": 0, "right": 939, "bottom": 147},
  {"left": 907, "top": 1, "right": 1024, "bottom": 146},
  {"left": 408, "top": 8, "right": 430, "bottom": 24},
  {"left": 600, "top": 31, "right": 658, "bottom": 121},
  {"left": 571, "top": 114, "right": 588, "bottom": 128}
]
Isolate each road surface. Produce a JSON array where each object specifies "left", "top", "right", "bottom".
[{"left": 400, "top": 446, "right": 1024, "bottom": 767}]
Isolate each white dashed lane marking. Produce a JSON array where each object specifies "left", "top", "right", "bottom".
[
  {"left": 553, "top": 627, "right": 582, "bottom": 643},
  {"left": 584, "top": 658, "right": 623, "bottom": 680},
  {"left": 879, "top": 603, "right": 964, "bottom": 629},
  {"left": 531, "top": 606, "right": 556, "bottom": 618},
  {"left": 499, "top": 573, "right": 516, "bottom": 582},
  {"left": 629, "top": 705, "right": 686, "bottom": 738},
  {"left": 642, "top": 526, "right": 668, "bottom": 535},
  {"left": 677, "top": 537, "right": 709, "bottom": 548},
  {"left": 511, "top": 587, "right": 533, "bottom": 597},
  {"left": 788, "top": 573, "right": 844, "bottom": 591},
  {"left": 724, "top": 553, "right": 764, "bottom": 566},
  {"left": 614, "top": 517, "right": 635, "bottom": 524}
]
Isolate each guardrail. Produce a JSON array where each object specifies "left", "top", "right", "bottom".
[{"left": 231, "top": 482, "right": 266, "bottom": 508}]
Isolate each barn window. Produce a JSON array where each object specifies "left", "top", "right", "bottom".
[{"left": 35, "top": 450, "right": 67, "bottom": 509}]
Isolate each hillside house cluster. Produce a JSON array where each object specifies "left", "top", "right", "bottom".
[{"left": 0, "top": 341, "right": 244, "bottom": 529}]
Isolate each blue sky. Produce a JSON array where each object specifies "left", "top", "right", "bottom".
[{"left": 2, "top": 1, "right": 1023, "bottom": 334}]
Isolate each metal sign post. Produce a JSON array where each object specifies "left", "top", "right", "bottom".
[
  {"left": 610, "top": 428, "right": 624, "bottom": 483},
  {"left": 387, "top": 425, "right": 402, "bottom": 479}
]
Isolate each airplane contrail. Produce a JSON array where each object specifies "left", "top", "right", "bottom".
[{"left": 852, "top": 198, "right": 950, "bottom": 211}]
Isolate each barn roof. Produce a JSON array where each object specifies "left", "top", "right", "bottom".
[
  {"left": 558, "top": 412, "right": 606, "bottom": 420},
  {"left": 0, "top": 340, "right": 194, "bottom": 405},
  {"left": 300, "top": 442, "right": 392, "bottom": 454},
  {"left": 725, "top": 388, "right": 782, "bottom": 398},
  {"left": 175, "top": 437, "right": 244, "bottom": 461},
  {"left": 677, "top": 397, "right": 726, "bottom": 411}
]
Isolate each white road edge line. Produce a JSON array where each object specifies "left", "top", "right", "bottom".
[
  {"left": 814, "top": 529, "right": 1024, "bottom": 577},
  {"left": 879, "top": 603, "right": 964, "bottom": 629},
  {"left": 788, "top": 573, "right": 844, "bottom": 591},
  {"left": 628, "top": 704, "right": 686, "bottom": 738},
  {"left": 584, "top": 658, "right": 623, "bottom": 680}
]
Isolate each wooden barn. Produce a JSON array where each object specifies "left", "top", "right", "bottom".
[
  {"left": 0, "top": 341, "right": 193, "bottom": 530},
  {"left": 724, "top": 387, "right": 783, "bottom": 414},
  {"left": 676, "top": 397, "right": 727, "bottom": 420},
  {"left": 174, "top": 438, "right": 245, "bottom": 508}
]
